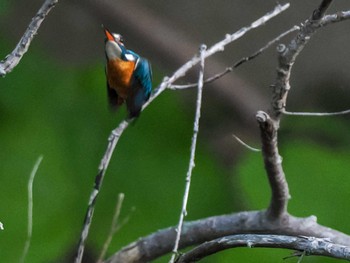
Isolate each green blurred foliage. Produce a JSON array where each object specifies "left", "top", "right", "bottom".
[
  {"left": 1, "top": 36, "right": 350, "bottom": 263},
  {"left": 0, "top": 0, "right": 10, "bottom": 15}
]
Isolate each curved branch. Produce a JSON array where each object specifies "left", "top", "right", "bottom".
[
  {"left": 176, "top": 234, "right": 350, "bottom": 262},
  {"left": 105, "top": 211, "right": 350, "bottom": 263},
  {"left": 256, "top": 111, "right": 289, "bottom": 220},
  {"left": 0, "top": 0, "right": 58, "bottom": 77}
]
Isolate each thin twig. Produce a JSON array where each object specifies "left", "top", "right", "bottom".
[
  {"left": 169, "top": 25, "right": 299, "bottom": 90},
  {"left": 75, "top": 4, "right": 290, "bottom": 261},
  {"left": 20, "top": 155, "right": 43, "bottom": 263},
  {"left": 283, "top": 109, "right": 350, "bottom": 116},
  {"left": 169, "top": 44, "right": 207, "bottom": 263},
  {"left": 0, "top": 0, "right": 58, "bottom": 77},
  {"left": 232, "top": 134, "right": 261, "bottom": 152},
  {"left": 97, "top": 193, "right": 125, "bottom": 263}
]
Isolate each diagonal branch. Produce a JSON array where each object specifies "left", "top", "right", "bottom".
[
  {"left": 169, "top": 25, "right": 299, "bottom": 91},
  {"left": 0, "top": 0, "right": 58, "bottom": 77}
]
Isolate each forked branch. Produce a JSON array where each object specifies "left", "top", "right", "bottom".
[{"left": 259, "top": 0, "right": 339, "bottom": 221}]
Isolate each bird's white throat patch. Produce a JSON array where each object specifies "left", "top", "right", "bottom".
[{"left": 105, "top": 41, "right": 122, "bottom": 60}]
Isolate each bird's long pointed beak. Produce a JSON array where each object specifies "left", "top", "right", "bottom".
[{"left": 103, "top": 25, "right": 114, "bottom": 41}]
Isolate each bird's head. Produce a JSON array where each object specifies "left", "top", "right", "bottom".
[{"left": 103, "top": 26, "right": 125, "bottom": 60}]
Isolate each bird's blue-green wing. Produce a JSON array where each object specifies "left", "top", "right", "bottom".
[
  {"left": 134, "top": 58, "right": 152, "bottom": 97},
  {"left": 127, "top": 57, "right": 152, "bottom": 118}
]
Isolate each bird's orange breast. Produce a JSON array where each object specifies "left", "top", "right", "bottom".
[{"left": 107, "top": 58, "right": 136, "bottom": 99}]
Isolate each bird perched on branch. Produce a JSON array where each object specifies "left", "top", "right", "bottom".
[{"left": 103, "top": 26, "right": 152, "bottom": 119}]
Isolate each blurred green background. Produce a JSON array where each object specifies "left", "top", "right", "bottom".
[{"left": 1, "top": 0, "right": 350, "bottom": 262}]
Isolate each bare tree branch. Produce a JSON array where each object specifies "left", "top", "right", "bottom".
[
  {"left": 75, "top": 3, "right": 289, "bottom": 261},
  {"left": 283, "top": 109, "right": 350, "bottom": 116},
  {"left": 72, "top": 2, "right": 350, "bottom": 262},
  {"left": 256, "top": 111, "right": 289, "bottom": 220},
  {"left": 0, "top": 0, "right": 58, "bottom": 77},
  {"left": 105, "top": 211, "right": 350, "bottom": 263},
  {"left": 169, "top": 25, "right": 299, "bottom": 91},
  {"left": 169, "top": 44, "right": 207, "bottom": 263},
  {"left": 176, "top": 234, "right": 350, "bottom": 262},
  {"left": 258, "top": 0, "right": 339, "bottom": 222}
]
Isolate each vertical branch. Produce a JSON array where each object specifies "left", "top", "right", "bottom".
[
  {"left": 0, "top": 0, "right": 58, "bottom": 76},
  {"left": 256, "top": 112, "right": 289, "bottom": 219},
  {"left": 169, "top": 44, "right": 207, "bottom": 263},
  {"left": 260, "top": 0, "right": 334, "bottom": 220},
  {"left": 20, "top": 156, "right": 43, "bottom": 263}
]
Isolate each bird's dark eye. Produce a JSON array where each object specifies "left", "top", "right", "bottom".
[{"left": 119, "top": 35, "right": 124, "bottom": 43}]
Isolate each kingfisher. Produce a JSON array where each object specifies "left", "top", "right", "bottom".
[{"left": 103, "top": 27, "right": 152, "bottom": 119}]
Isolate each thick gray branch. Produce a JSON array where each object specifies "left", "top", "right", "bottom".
[
  {"left": 176, "top": 234, "right": 350, "bottom": 262},
  {"left": 0, "top": 0, "right": 58, "bottom": 76},
  {"left": 105, "top": 211, "right": 350, "bottom": 263},
  {"left": 256, "top": 111, "right": 289, "bottom": 220}
]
